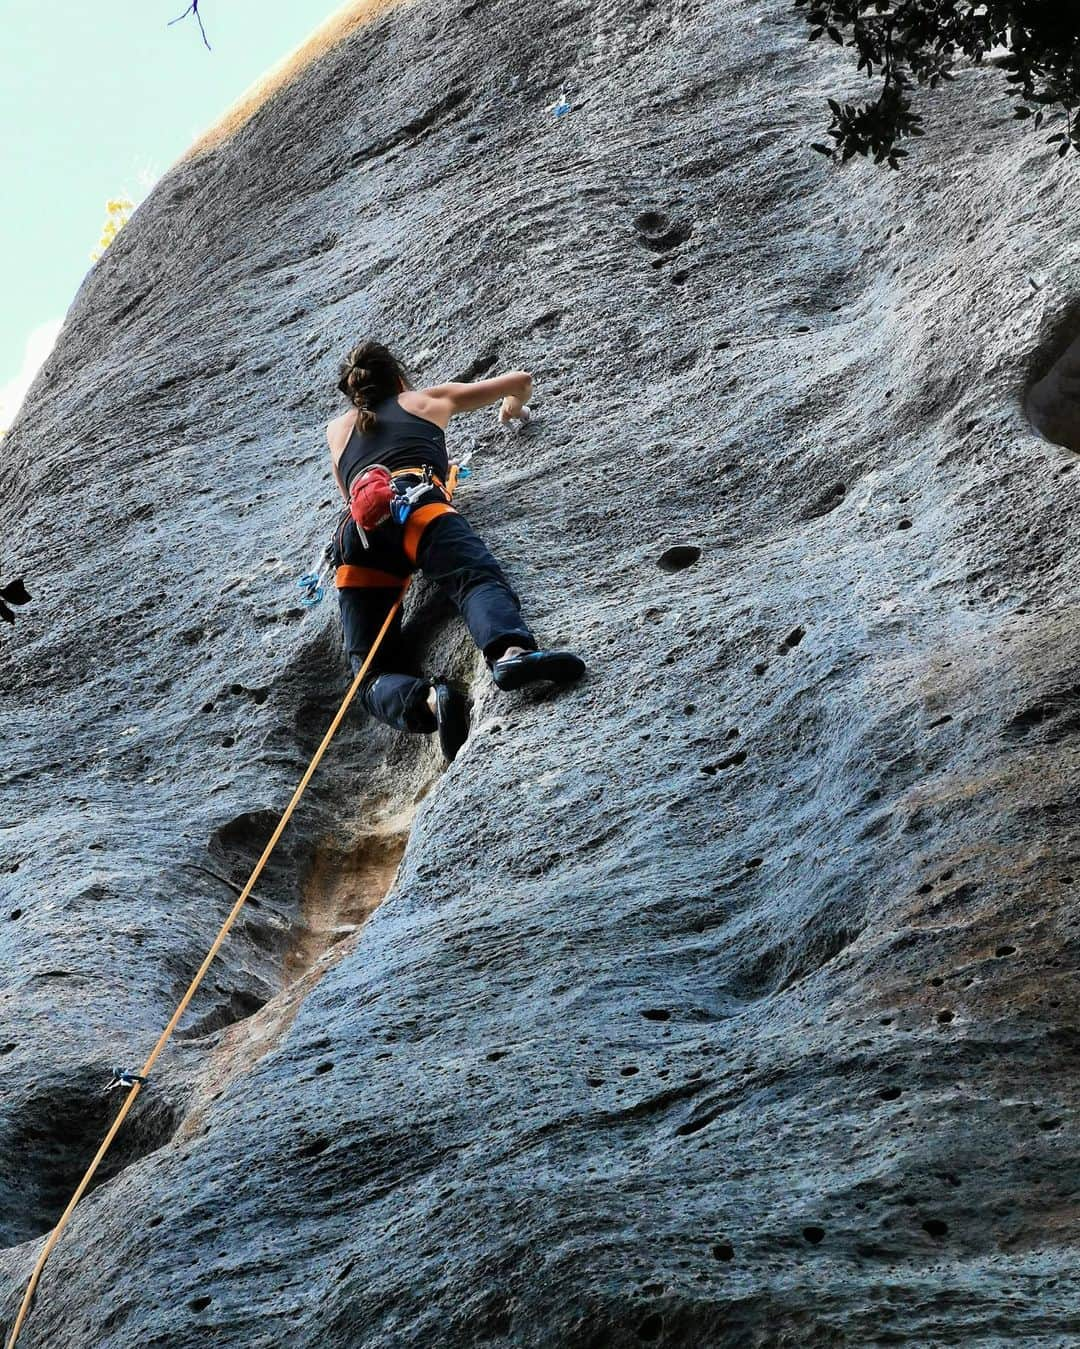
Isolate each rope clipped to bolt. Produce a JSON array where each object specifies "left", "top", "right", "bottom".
[{"left": 4, "top": 463, "right": 459, "bottom": 1349}]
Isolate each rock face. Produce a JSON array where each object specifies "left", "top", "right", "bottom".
[{"left": 3, "top": 0, "right": 1080, "bottom": 1344}]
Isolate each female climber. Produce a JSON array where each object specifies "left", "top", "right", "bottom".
[{"left": 325, "top": 339, "right": 586, "bottom": 762}]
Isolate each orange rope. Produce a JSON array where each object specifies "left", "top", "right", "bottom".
[{"left": 4, "top": 465, "right": 458, "bottom": 1349}]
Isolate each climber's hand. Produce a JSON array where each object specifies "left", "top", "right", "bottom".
[{"left": 498, "top": 395, "right": 525, "bottom": 425}]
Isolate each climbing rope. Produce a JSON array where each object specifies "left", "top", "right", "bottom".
[{"left": 4, "top": 465, "right": 459, "bottom": 1349}]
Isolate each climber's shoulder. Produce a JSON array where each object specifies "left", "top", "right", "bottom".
[
  {"left": 397, "top": 388, "right": 451, "bottom": 430},
  {"left": 325, "top": 409, "right": 354, "bottom": 457}
]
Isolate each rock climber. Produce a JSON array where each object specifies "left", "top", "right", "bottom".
[{"left": 325, "top": 339, "right": 586, "bottom": 761}]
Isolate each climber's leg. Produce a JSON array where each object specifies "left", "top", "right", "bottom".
[
  {"left": 332, "top": 511, "right": 435, "bottom": 733},
  {"left": 336, "top": 583, "right": 436, "bottom": 732},
  {"left": 414, "top": 511, "right": 538, "bottom": 662},
  {"left": 414, "top": 511, "right": 586, "bottom": 689}
]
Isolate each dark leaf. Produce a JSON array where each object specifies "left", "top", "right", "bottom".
[{"left": 0, "top": 579, "right": 30, "bottom": 605}]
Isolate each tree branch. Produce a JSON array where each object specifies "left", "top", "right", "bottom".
[{"left": 168, "top": 1, "right": 212, "bottom": 52}]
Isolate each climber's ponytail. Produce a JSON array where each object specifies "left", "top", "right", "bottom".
[{"left": 337, "top": 340, "right": 412, "bottom": 433}]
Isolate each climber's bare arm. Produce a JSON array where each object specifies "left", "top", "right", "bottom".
[
  {"left": 423, "top": 370, "right": 533, "bottom": 422},
  {"left": 326, "top": 419, "right": 350, "bottom": 503}
]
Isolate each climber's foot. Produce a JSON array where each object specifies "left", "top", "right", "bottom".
[
  {"left": 491, "top": 649, "right": 586, "bottom": 692},
  {"left": 431, "top": 679, "right": 470, "bottom": 762}
]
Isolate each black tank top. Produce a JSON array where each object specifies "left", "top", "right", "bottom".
[{"left": 337, "top": 395, "right": 450, "bottom": 490}]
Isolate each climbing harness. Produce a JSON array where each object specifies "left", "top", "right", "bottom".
[
  {"left": 348, "top": 463, "right": 451, "bottom": 549},
  {"left": 3, "top": 471, "right": 461, "bottom": 1349},
  {"left": 294, "top": 458, "right": 462, "bottom": 604}
]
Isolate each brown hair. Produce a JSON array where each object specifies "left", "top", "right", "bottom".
[{"left": 337, "top": 340, "right": 413, "bottom": 433}]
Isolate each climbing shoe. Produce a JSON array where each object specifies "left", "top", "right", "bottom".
[
  {"left": 491, "top": 649, "right": 586, "bottom": 692},
  {"left": 433, "top": 679, "right": 470, "bottom": 762}
]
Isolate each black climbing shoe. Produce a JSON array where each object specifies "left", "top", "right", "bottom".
[
  {"left": 491, "top": 649, "right": 586, "bottom": 692},
  {"left": 433, "top": 680, "right": 470, "bottom": 762}
]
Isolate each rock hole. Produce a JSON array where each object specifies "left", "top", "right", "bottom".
[
  {"left": 711, "top": 1241, "right": 734, "bottom": 1260},
  {"left": 637, "top": 1312, "right": 664, "bottom": 1341},
  {"left": 746, "top": 857, "right": 763, "bottom": 869},
  {"left": 10, "top": 909, "right": 22, "bottom": 920},
  {"left": 995, "top": 944, "right": 1017, "bottom": 957},
  {"left": 753, "top": 661, "right": 768, "bottom": 676},
  {"left": 633, "top": 211, "right": 693, "bottom": 253},
  {"left": 486, "top": 1050, "right": 508, "bottom": 1061},
  {"left": 878, "top": 1086, "right": 902, "bottom": 1101},
  {"left": 922, "top": 1218, "right": 948, "bottom": 1237},
  {"left": 671, "top": 269, "right": 691, "bottom": 285},
  {"left": 201, "top": 702, "right": 215, "bottom": 714},
  {"left": 189, "top": 1295, "right": 212, "bottom": 1312},
  {"left": 621, "top": 1065, "right": 640, "bottom": 1077},
  {"left": 936, "top": 1009, "right": 954, "bottom": 1024},
  {"left": 802, "top": 1226, "right": 825, "bottom": 1244},
  {"left": 657, "top": 545, "right": 701, "bottom": 572},
  {"left": 897, "top": 519, "right": 913, "bottom": 530},
  {"left": 802, "top": 481, "right": 847, "bottom": 520},
  {"left": 298, "top": 1136, "right": 331, "bottom": 1159},
  {"left": 587, "top": 1077, "right": 604, "bottom": 1087},
  {"left": 1038, "top": 1117, "right": 1062, "bottom": 1131},
  {"left": 703, "top": 750, "right": 747, "bottom": 773},
  {"left": 1026, "top": 308, "right": 1080, "bottom": 450},
  {"left": 314, "top": 1061, "right": 334, "bottom": 1075},
  {"left": 176, "top": 988, "right": 268, "bottom": 1040},
  {"left": 635, "top": 210, "right": 666, "bottom": 232},
  {"left": 641, "top": 1009, "right": 671, "bottom": 1021},
  {"left": 779, "top": 625, "right": 805, "bottom": 651},
  {"left": 0, "top": 1043, "right": 16, "bottom": 1055}
]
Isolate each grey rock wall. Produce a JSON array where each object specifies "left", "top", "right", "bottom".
[{"left": 3, "top": 0, "right": 1080, "bottom": 1344}]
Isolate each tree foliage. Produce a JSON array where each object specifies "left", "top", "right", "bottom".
[
  {"left": 797, "top": 1, "right": 1080, "bottom": 168},
  {"left": 90, "top": 197, "right": 135, "bottom": 263}
]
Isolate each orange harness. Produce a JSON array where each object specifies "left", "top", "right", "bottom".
[{"left": 335, "top": 466, "right": 456, "bottom": 587}]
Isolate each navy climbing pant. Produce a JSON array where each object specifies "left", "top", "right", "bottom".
[{"left": 329, "top": 494, "right": 536, "bottom": 733}]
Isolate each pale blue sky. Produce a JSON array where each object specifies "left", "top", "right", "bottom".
[{"left": 0, "top": 0, "right": 339, "bottom": 417}]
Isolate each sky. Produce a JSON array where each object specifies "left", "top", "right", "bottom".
[{"left": 0, "top": 0, "right": 341, "bottom": 427}]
